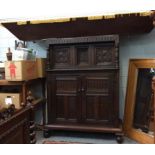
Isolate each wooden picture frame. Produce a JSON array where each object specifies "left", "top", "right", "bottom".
[{"left": 123, "top": 59, "right": 155, "bottom": 144}]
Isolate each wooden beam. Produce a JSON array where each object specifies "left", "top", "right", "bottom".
[{"left": 2, "top": 13, "right": 154, "bottom": 41}]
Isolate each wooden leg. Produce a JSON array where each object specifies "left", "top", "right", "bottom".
[
  {"left": 43, "top": 129, "right": 51, "bottom": 138},
  {"left": 116, "top": 133, "right": 124, "bottom": 144}
]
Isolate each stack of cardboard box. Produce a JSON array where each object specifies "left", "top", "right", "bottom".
[{"left": 0, "top": 58, "right": 46, "bottom": 109}]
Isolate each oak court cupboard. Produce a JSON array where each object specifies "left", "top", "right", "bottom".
[{"left": 44, "top": 35, "right": 123, "bottom": 143}]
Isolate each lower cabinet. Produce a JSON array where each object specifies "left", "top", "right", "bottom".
[{"left": 45, "top": 71, "right": 123, "bottom": 143}]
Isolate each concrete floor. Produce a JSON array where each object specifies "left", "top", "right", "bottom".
[{"left": 36, "top": 131, "right": 138, "bottom": 144}]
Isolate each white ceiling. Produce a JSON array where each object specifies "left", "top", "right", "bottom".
[{"left": 0, "top": 0, "right": 154, "bottom": 22}]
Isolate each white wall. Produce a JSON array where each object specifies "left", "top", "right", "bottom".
[
  {"left": 0, "top": 24, "right": 19, "bottom": 61},
  {"left": 27, "top": 41, "right": 47, "bottom": 58},
  {"left": 119, "top": 28, "right": 155, "bottom": 118},
  {"left": 0, "top": 24, "right": 47, "bottom": 62},
  {"left": 0, "top": 24, "right": 155, "bottom": 119}
]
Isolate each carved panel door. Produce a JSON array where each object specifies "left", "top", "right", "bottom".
[
  {"left": 94, "top": 43, "right": 118, "bottom": 67},
  {"left": 48, "top": 75, "right": 81, "bottom": 124},
  {"left": 81, "top": 72, "right": 117, "bottom": 126},
  {"left": 50, "top": 45, "right": 72, "bottom": 68}
]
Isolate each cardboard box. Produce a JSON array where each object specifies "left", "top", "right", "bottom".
[
  {"left": 5, "top": 60, "right": 37, "bottom": 81},
  {"left": 0, "top": 93, "right": 21, "bottom": 109},
  {"left": 36, "top": 58, "right": 46, "bottom": 78}
]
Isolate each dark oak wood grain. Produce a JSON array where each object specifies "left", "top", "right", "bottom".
[
  {"left": 0, "top": 107, "right": 32, "bottom": 144},
  {"left": 45, "top": 35, "right": 123, "bottom": 143},
  {"left": 2, "top": 14, "right": 154, "bottom": 41}
]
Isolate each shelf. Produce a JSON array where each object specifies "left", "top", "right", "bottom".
[
  {"left": 0, "top": 80, "right": 25, "bottom": 85},
  {"left": 0, "top": 78, "right": 45, "bottom": 85}
]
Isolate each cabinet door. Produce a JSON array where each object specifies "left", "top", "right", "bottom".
[
  {"left": 75, "top": 45, "right": 90, "bottom": 67},
  {"left": 50, "top": 45, "right": 72, "bottom": 68},
  {"left": 48, "top": 75, "right": 81, "bottom": 124},
  {"left": 93, "top": 43, "right": 118, "bottom": 68},
  {"left": 82, "top": 72, "right": 118, "bottom": 126}
]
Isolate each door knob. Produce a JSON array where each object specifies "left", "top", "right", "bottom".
[{"left": 81, "top": 88, "right": 85, "bottom": 92}]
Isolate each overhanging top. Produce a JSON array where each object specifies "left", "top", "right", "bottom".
[{"left": 1, "top": 11, "right": 155, "bottom": 41}]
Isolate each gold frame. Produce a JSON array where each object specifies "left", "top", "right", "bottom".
[{"left": 123, "top": 59, "right": 155, "bottom": 144}]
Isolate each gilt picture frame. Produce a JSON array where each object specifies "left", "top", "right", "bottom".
[{"left": 123, "top": 59, "right": 155, "bottom": 144}]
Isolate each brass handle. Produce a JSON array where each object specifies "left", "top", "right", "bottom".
[
  {"left": 81, "top": 88, "right": 85, "bottom": 92},
  {"left": 77, "top": 88, "right": 85, "bottom": 93}
]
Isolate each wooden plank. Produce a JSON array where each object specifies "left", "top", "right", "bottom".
[{"left": 2, "top": 15, "right": 153, "bottom": 41}]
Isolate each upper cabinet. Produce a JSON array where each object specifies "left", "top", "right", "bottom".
[{"left": 47, "top": 35, "right": 119, "bottom": 70}]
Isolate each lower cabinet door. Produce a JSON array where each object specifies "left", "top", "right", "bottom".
[
  {"left": 81, "top": 72, "right": 118, "bottom": 126},
  {"left": 48, "top": 75, "right": 81, "bottom": 124},
  {"left": 47, "top": 71, "right": 119, "bottom": 127}
]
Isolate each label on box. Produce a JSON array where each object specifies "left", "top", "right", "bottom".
[
  {"left": 8, "top": 62, "right": 17, "bottom": 78},
  {"left": 5, "top": 96, "right": 12, "bottom": 105},
  {"left": 5, "top": 61, "right": 37, "bottom": 81}
]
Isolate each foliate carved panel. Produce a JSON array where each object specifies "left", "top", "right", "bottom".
[
  {"left": 54, "top": 47, "right": 70, "bottom": 65},
  {"left": 95, "top": 46, "right": 116, "bottom": 66},
  {"left": 96, "top": 48, "right": 112, "bottom": 62}
]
